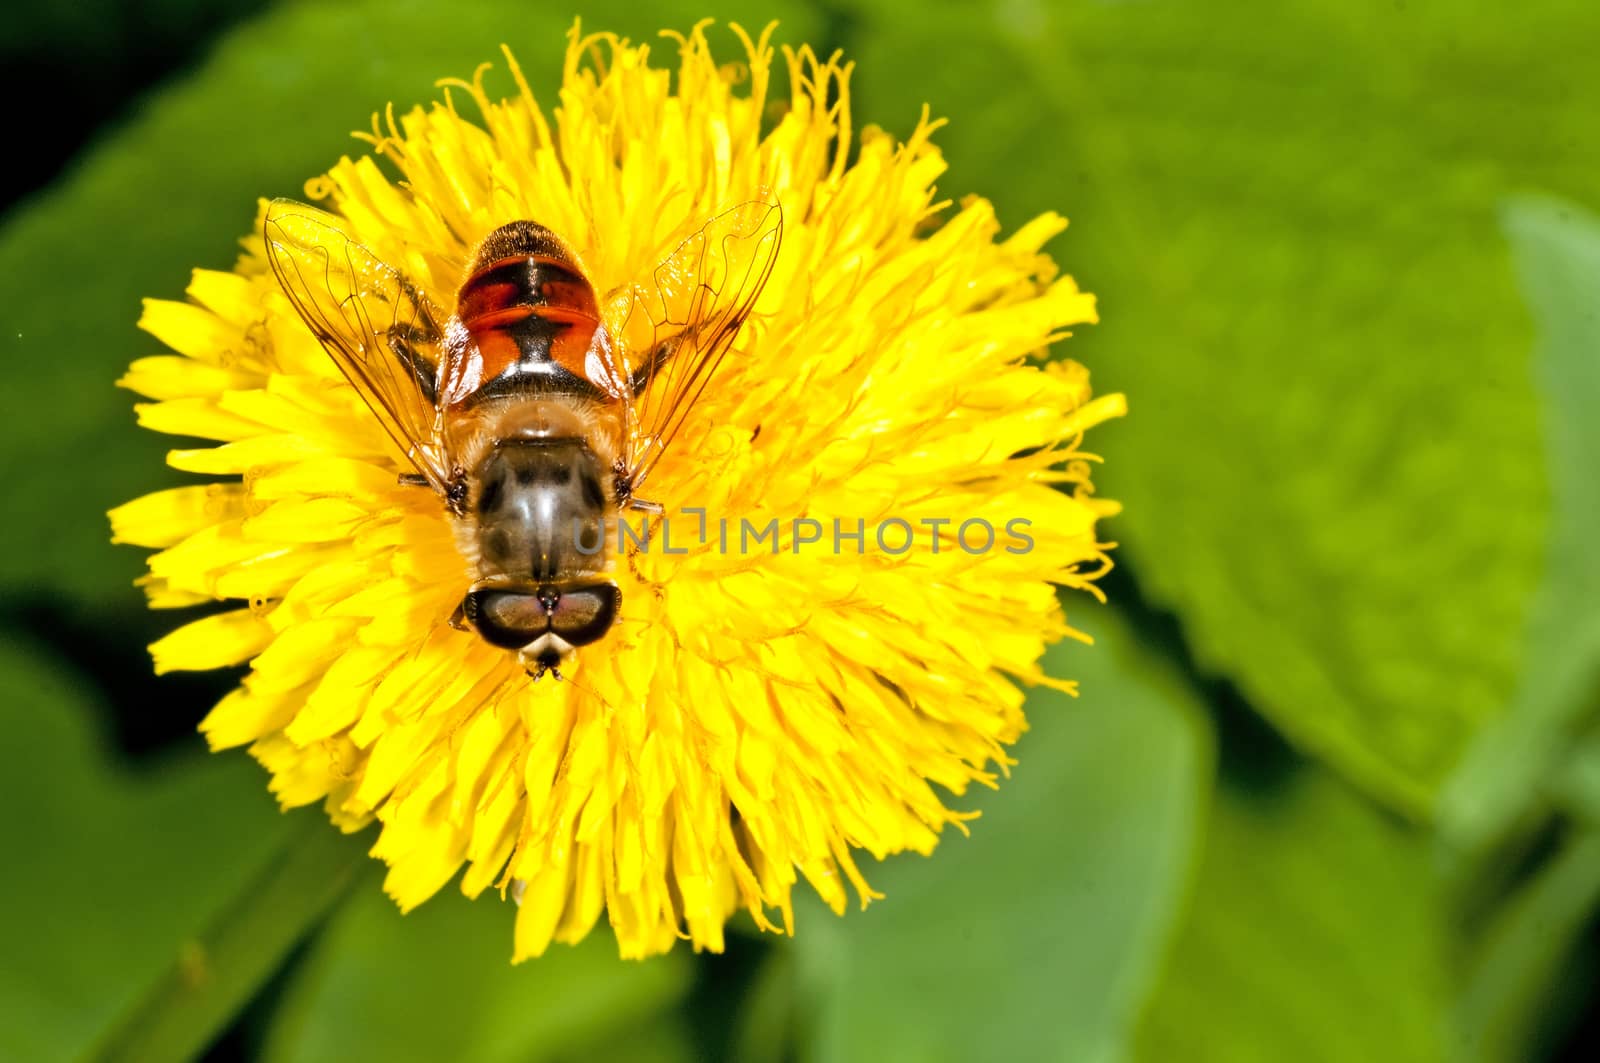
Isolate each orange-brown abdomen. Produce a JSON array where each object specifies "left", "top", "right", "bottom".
[{"left": 453, "top": 221, "right": 602, "bottom": 407}]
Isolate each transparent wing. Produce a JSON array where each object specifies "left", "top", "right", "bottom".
[
  {"left": 263, "top": 199, "right": 451, "bottom": 488},
  {"left": 615, "top": 200, "right": 783, "bottom": 496}
]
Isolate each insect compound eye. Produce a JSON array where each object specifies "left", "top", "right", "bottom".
[
  {"left": 463, "top": 588, "right": 549, "bottom": 649},
  {"left": 547, "top": 582, "right": 621, "bottom": 647}
]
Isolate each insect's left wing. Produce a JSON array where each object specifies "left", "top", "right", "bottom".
[
  {"left": 263, "top": 199, "right": 452, "bottom": 489},
  {"left": 617, "top": 200, "right": 783, "bottom": 497}
]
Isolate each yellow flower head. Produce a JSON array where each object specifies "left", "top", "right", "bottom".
[{"left": 111, "top": 22, "right": 1124, "bottom": 959}]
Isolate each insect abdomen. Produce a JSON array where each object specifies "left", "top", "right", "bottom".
[{"left": 457, "top": 221, "right": 601, "bottom": 399}]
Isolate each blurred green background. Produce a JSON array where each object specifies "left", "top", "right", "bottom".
[{"left": 2, "top": 0, "right": 1598, "bottom": 1060}]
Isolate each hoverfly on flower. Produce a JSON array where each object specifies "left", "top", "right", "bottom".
[
  {"left": 263, "top": 199, "right": 781, "bottom": 678},
  {"left": 112, "top": 22, "right": 1123, "bottom": 959}
]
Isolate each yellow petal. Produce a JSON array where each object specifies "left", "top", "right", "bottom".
[
  {"left": 110, "top": 485, "right": 244, "bottom": 548},
  {"left": 150, "top": 609, "right": 272, "bottom": 674}
]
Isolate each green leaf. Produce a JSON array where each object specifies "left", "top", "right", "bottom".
[
  {"left": 1131, "top": 768, "right": 1451, "bottom": 1063},
  {"left": 1556, "top": 731, "right": 1600, "bottom": 826},
  {"left": 0, "top": 0, "right": 824, "bottom": 615},
  {"left": 1439, "top": 195, "right": 1600, "bottom": 853},
  {"left": 263, "top": 883, "right": 693, "bottom": 1063},
  {"left": 1437, "top": 195, "right": 1600, "bottom": 1061},
  {"left": 793, "top": 609, "right": 1211, "bottom": 1063},
  {"left": 0, "top": 641, "right": 295, "bottom": 1062},
  {"left": 732, "top": 948, "right": 800, "bottom": 1063},
  {"left": 579, "top": 1017, "right": 702, "bottom": 1063},
  {"left": 1452, "top": 830, "right": 1600, "bottom": 1063},
  {"left": 95, "top": 815, "right": 368, "bottom": 1063},
  {"left": 842, "top": 0, "right": 1600, "bottom": 812}
]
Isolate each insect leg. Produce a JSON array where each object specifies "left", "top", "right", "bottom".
[
  {"left": 384, "top": 274, "right": 445, "bottom": 404},
  {"left": 385, "top": 330, "right": 441, "bottom": 406},
  {"left": 627, "top": 334, "right": 682, "bottom": 393}
]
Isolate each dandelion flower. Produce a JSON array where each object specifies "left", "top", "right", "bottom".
[{"left": 110, "top": 21, "right": 1125, "bottom": 959}]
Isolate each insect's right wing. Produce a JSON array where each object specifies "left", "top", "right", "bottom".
[
  {"left": 263, "top": 199, "right": 452, "bottom": 489},
  {"left": 612, "top": 200, "right": 783, "bottom": 497}
]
